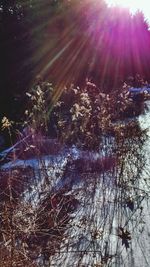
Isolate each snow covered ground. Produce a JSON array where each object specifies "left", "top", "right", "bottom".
[{"left": 0, "top": 102, "right": 150, "bottom": 266}]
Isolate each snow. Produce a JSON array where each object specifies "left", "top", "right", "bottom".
[
  {"left": 0, "top": 103, "right": 150, "bottom": 266},
  {"left": 129, "top": 87, "right": 150, "bottom": 94}
]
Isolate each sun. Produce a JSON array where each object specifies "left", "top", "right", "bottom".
[{"left": 106, "top": 0, "right": 150, "bottom": 23}]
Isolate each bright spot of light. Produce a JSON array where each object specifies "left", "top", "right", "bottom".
[{"left": 106, "top": 0, "right": 150, "bottom": 23}]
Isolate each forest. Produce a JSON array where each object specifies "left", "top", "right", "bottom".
[{"left": 1, "top": 0, "right": 150, "bottom": 123}]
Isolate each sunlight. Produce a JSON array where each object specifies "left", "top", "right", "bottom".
[{"left": 106, "top": 0, "right": 150, "bottom": 22}]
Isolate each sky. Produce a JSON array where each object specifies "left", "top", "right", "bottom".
[{"left": 106, "top": 0, "right": 150, "bottom": 24}]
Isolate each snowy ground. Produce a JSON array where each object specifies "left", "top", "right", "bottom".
[{"left": 0, "top": 102, "right": 150, "bottom": 267}]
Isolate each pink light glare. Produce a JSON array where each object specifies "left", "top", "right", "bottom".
[{"left": 105, "top": 0, "right": 150, "bottom": 23}]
